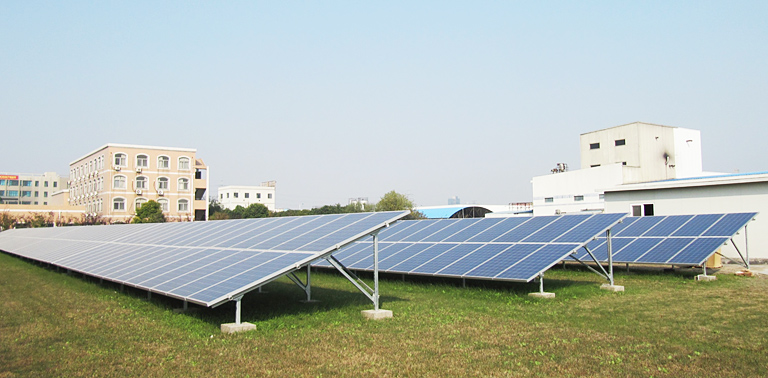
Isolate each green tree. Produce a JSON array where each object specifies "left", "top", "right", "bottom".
[
  {"left": 209, "top": 199, "right": 225, "bottom": 219},
  {"left": 132, "top": 200, "right": 166, "bottom": 223},
  {"left": 375, "top": 190, "right": 425, "bottom": 219}
]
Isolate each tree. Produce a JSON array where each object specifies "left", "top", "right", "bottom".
[
  {"left": 132, "top": 200, "right": 166, "bottom": 223},
  {"left": 375, "top": 190, "right": 425, "bottom": 220}
]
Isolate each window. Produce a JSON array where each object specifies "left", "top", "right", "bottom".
[
  {"left": 44, "top": 181, "right": 49, "bottom": 187},
  {"left": 621, "top": 162, "right": 627, "bottom": 166},
  {"left": 631, "top": 204, "right": 655, "bottom": 217},
  {"left": 113, "top": 175, "right": 127, "bottom": 190},
  {"left": 157, "top": 177, "right": 169, "bottom": 190},
  {"left": 574, "top": 195, "right": 584, "bottom": 201},
  {"left": 114, "top": 153, "right": 127, "bottom": 166},
  {"left": 178, "top": 157, "right": 190, "bottom": 170},
  {"left": 113, "top": 198, "right": 125, "bottom": 211},
  {"left": 8, "top": 180, "right": 19, "bottom": 186},
  {"left": 158, "top": 198, "right": 169, "bottom": 212},
  {"left": 44, "top": 192, "right": 48, "bottom": 198},
  {"left": 135, "top": 198, "right": 147, "bottom": 209},
  {"left": 136, "top": 176, "right": 147, "bottom": 190},
  {"left": 615, "top": 139, "right": 626, "bottom": 146},
  {"left": 136, "top": 154, "right": 149, "bottom": 168},
  {"left": 590, "top": 164, "right": 600, "bottom": 168},
  {"left": 35, "top": 181, "right": 39, "bottom": 187},
  {"left": 22, "top": 180, "right": 32, "bottom": 187},
  {"left": 268, "top": 193, "right": 272, "bottom": 199},
  {"left": 234, "top": 192, "right": 239, "bottom": 198},
  {"left": 22, "top": 191, "right": 32, "bottom": 197},
  {"left": 158, "top": 156, "right": 170, "bottom": 169},
  {"left": 0, "top": 191, "right": 4, "bottom": 196},
  {"left": 220, "top": 194, "right": 223, "bottom": 200},
  {"left": 589, "top": 142, "right": 600, "bottom": 150},
  {"left": 256, "top": 193, "right": 261, "bottom": 199},
  {"left": 244, "top": 193, "right": 250, "bottom": 199},
  {"left": 178, "top": 178, "right": 189, "bottom": 191},
  {"left": 178, "top": 199, "right": 189, "bottom": 212},
  {"left": 53, "top": 182, "right": 57, "bottom": 188},
  {"left": 544, "top": 197, "right": 554, "bottom": 203},
  {"left": 599, "top": 193, "right": 604, "bottom": 200},
  {"left": 226, "top": 193, "right": 230, "bottom": 198},
  {"left": 35, "top": 191, "right": 39, "bottom": 197}
]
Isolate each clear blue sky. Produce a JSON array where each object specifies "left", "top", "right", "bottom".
[{"left": 2, "top": 1, "right": 766, "bottom": 209}]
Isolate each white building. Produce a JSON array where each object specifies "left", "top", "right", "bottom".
[
  {"left": 603, "top": 172, "right": 766, "bottom": 260},
  {"left": 532, "top": 122, "right": 707, "bottom": 216},
  {"left": 218, "top": 182, "right": 276, "bottom": 211}
]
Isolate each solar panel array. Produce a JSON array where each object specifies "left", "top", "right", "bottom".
[
  {"left": 314, "top": 213, "right": 626, "bottom": 282},
  {"left": 571, "top": 213, "right": 757, "bottom": 266},
  {"left": 0, "top": 211, "right": 409, "bottom": 307}
]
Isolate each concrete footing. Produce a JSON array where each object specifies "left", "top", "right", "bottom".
[
  {"left": 696, "top": 274, "right": 717, "bottom": 281},
  {"left": 361, "top": 309, "right": 393, "bottom": 320},
  {"left": 221, "top": 322, "right": 257, "bottom": 333},
  {"left": 528, "top": 292, "right": 556, "bottom": 299},
  {"left": 600, "top": 284, "right": 625, "bottom": 292}
]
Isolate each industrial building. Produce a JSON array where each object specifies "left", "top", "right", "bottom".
[{"left": 218, "top": 181, "right": 276, "bottom": 211}]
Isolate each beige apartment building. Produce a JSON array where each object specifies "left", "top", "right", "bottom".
[{"left": 69, "top": 144, "right": 209, "bottom": 222}]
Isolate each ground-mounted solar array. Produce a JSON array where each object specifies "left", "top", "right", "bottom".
[
  {"left": 0, "top": 211, "right": 409, "bottom": 307},
  {"left": 314, "top": 213, "right": 627, "bottom": 282},
  {"left": 570, "top": 213, "right": 758, "bottom": 266}
]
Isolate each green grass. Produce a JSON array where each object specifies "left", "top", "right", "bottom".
[{"left": 1, "top": 253, "right": 766, "bottom": 377}]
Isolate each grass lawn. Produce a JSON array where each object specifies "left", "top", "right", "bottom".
[{"left": 1, "top": 252, "right": 766, "bottom": 377}]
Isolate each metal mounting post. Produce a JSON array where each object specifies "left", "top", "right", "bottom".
[
  {"left": 373, "top": 231, "right": 380, "bottom": 311},
  {"left": 539, "top": 273, "right": 544, "bottom": 294},
  {"left": 745, "top": 224, "right": 750, "bottom": 270},
  {"left": 607, "top": 229, "right": 614, "bottom": 286},
  {"left": 234, "top": 296, "right": 243, "bottom": 325}
]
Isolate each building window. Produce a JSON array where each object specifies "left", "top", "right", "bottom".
[
  {"left": 234, "top": 192, "right": 239, "bottom": 198},
  {"left": 178, "top": 157, "right": 190, "bottom": 170},
  {"left": 574, "top": 195, "right": 584, "bottom": 201},
  {"left": 114, "top": 153, "right": 127, "bottom": 167},
  {"left": 589, "top": 142, "right": 600, "bottom": 150},
  {"left": 631, "top": 204, "right": 655, "bottom": 217},
  {"left": 244, "top": 193, "right": 250, "bottom": 199},
  {"left": 268, "top": 193, "right": 272, "bottom": 199},
  {"left": 53, "top": 182, "right": 57, "bottom": 188},
  {"left": 226, "top": 193, "right": 230, "bottom": 198},
  {"left": 135, "top": 198, "right": 147, "bottom": 209},
  {"left": 113, "top": 198, "right": 126, "bottom": 211},
  {"left": 158, "top": 198, "right": 169, "bottom": 212},
  {"left": 35, "top": 181, "right": 39, "bottom": 187},
  {"left": 136, "top": 154, "right": 149, "bottom": 168},
  {"left": 157, "top": 177, "right": 169, "bottom": 190},
  {"left": 44, "top": 192, "right": 48, "bottom": 198},
  {"left": 220, "top": 194, "right": 223, "bottom": 200},
  {"left": 256, "top": 193, "right": 261, "bottom": 199},
  {"left": 34, "top": 191, "right": 39, "bottom": 197},
  {"left": 621, "top": 162, "right": 627, "bottom": 166},
  {"left": 178, "top": 199, "right": 189, "bottom": 212},
  {"left": 22, "top": 180, "right": 32, "bottom": 187},
  {"left": 158, "top": 156, "right": 170, "bottom": 169},
  {"left": 599, "top": 193, "right": 604, "bottom": 200},
  {"left": 615, "top": 139, "right": 626, "bottom": 146},
  {"left": 178, "top": 178, "right": 189, "bottom": 191},
  {"left": 544, "top": 197, "right": 553, "bottom": 203},
  {"left": 590, "top": 164, "right": 600, "bottom": 168},
  {"left": 8, "top": 180, "right": 19, "bottom": 186},
  {"left": 136, "top": 176, "right": 148, "bottom": 190},
  {"left": 22, "top": 191, "right": 32, "bottom": 197},
  {"left": 44, "top": 181, "right": 49, "bottom": 187},
  {"left": 113, "top": 175, "right": 127, "bottom": 190}
]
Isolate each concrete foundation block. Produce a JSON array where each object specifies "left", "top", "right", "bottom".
[
  {"left": 361, "top": 309, "right": 393, "bottom": 320},
  {"left": 696, "top": 274, "right": 717, "bottom": 282},
  {"left": 221, "top": 322, "right": 257, "bottom": 334},
  {"left": 600, "top": 284, "right": 625, "bottom": 292},
  {"left": 528, "top": 292, "right": 556, "bottom": 299}
]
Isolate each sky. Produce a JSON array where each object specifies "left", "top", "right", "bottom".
[{"left": 2, "top": 1, "right": 767, "bottom": 210}]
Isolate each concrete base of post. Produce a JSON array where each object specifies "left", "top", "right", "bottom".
[
  {"left": 221, "top": 322, "right": 257, "bottom": 334},
  {"left": 696, "top": 274, "right": 717, "bottom": 282},
  {"left": 361, "top": 309, "right": 393, "bottom": 320},
  {"left": 528, "top": 292, "right": 556, "bottom": 299},
  {"left": 600, "top": 284, "right": 625, "bottom": 292}
]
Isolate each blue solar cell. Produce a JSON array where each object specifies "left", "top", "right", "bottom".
[
  {"left": 635, "top": 238, "right": 695, "bottom": 264},
  {"left": 666, "top": 238, "right": 728, "bottom": 265},
  {"left": 642, "top": 215, "right": 692, "bottom": 237},
  {"left": 495, "top": 244, "right": 578, "bottom": 281},
  {"left": 703, "top": 213, "right": 756, "bottom": 237},
  {"left": 465, "top": 218, "right": 529, "bottom": 243},
  {"left": 387, "top": 243, "right": 459, "bottom": 273},
  {"left": 420, "top": 219, "right": 482, "bottom": 242},
  {"left": 379, "top": 221, "right": 435, "bottom": 242},
  {"left": 410, "top": 244, "right": 483, "bottom": 275},
  {"left": 554, "top": 213, "right": 626, "bottom": 243},
  {"left": 400, "top": 220, "right": 456, "bottom": 242},
  {"left": 437, "top": 244, "right": 510, "bottom": 276},
  {"left": 357, "top": 242, "right": 417, "bottom": 270},
  {"left": 489, "top": 217, "right": 558, "bottom": 243},
  {"left": 524, "top": 214, "right": 590, "bottom": 243},
  {"left": 378, "top": 221, "right": 420, "bottom": 241},
  {"left": 443, "top": 218, "right": 506, "bottom": 242},
  {"left": 672, "top": 214, "right": 724, "bottom": 237},
  {"left": 464, "top": 244, "right": 542, "bottom": 278},
  {"left": 612, "top": 238, "right": 665, "bottom": 262},
  {"left": 615, "top": 216, "right": 665, "bottom": 237},
  {"left": 378, "top": 243, "right": 436, "bottom": 270}
]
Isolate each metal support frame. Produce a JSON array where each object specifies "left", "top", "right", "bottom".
[
  {"left": 570, "top": 229, "right": 616, "bottom": 285},
  {"left": 234, "top": 295, "right": 243, "bottom": 325},
  {"left": 607, "top": 229, "right": 615, "bottom": 286},
  {"left": 287, "top": 265, "right": 313, "bottom": 301},
  {"left": 729, "top": 233, "right": 751, "bottom": 269},
  {"left": 538, "top": 273, "right": 545, "bottom": 294},
  {"left": 325, "top": 231, "right": 382, "bottom": 310},
  {"left": 571, "top": 246, "right": 612, "bottom": 282}
]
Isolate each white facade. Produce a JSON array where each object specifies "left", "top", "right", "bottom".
[
  {"left": 533, "top": 122, "right": 706, "bottom": 216},
  {"left": 603, "top": 172, "right": 767, "bottom": 260},
  {"left": 218, "top": 183, "right": 276, "bottom": 211}
]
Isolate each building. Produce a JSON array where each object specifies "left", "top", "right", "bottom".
[
  {"left": 603, "top": 172, "right": 767, "bottom": 260},
  {"left": 532, "top": 122, "right": 707, "bottom": 216},
  {"left": 69, "top": 144, "right": 209, "bottom": 222},
  {"left": 218, "top": 181, "right": 276, "bottom": 211},
  {"left": 0, "top": 172, "right": 68, "bottom": 205}
]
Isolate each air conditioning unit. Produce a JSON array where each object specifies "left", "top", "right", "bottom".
[
  {"left": 136, "top": 189, "right": 142, "bottom": 195},
  {"left": 136, "top": 168, "right": 142, "bottom": 173},
  {"left": 114, "top": 166, "right": 121, "bottom": 171},
  {"left": 158, "top": 190, "right": 164, "bottom": 196}
]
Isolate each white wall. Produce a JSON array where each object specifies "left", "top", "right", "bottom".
[
  {"left": 532, "top": 164, "right": 625, "bottom": 216},
  {"left": 604, "top": 182, "right": 767, "bottom": 260},
  {"left": 218, "top": 185, "right": 276, "bottom": 211}
]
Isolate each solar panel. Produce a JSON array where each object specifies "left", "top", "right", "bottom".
[
  {"left": 315, "top": 213, "right": 627, "bottom": 282},
  {"left": 571, "top": 213, "right": 757, "bottom": 266},
  {"left": 0, "top": 211, "right": 409, "bottom": 307}
]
